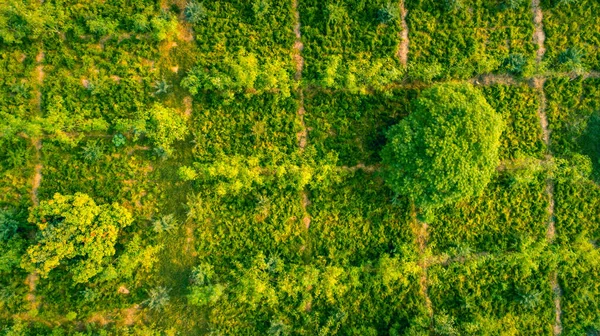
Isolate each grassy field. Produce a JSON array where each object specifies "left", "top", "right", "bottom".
[{"left": 0, "top": 0, "right": 599, "bottom": 334}]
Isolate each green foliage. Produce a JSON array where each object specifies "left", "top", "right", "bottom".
[
  {"left": 0, "top": 209, "right": 19, "bottom": 241},
  {"left": 407, "top": 0, "right": 535, "bottom": 80},
  {"left": 81, "top": 140, "right": 104, "bottom": 162},
  {"left": 429, "top": 167, "right": 548, "bottom": 256},
  {"left": 184, "top": 1, "right": 207, "bottom": 24},
  {"left": 182, "top": 49, "right": 295, "bottom": 98},
  {"left": 428, "top": 243, "right": 554, "bottom": 334},
  {"left": 152, "top": 214, "right": 178, "bottom": 233},
  {"left": 502, "top": 0, "right": 526, "bottom": 10},
  {"left": 23, "top": 193, "right": 133, "bottom": 283},
  {"left": 304, "top": 89, "right": 417, "bottom": 166},
  {"left": 300, "top": 0, "right": 403, "bottom": 83},
  {"left": 0, "top": 1, "right": 51, "bottom": 45},
  {"left": 144, "top": 287, "right": 170, "bottom": 311},
  {"left": 150, "top": 11, "right": 178, "bottom": 41},
  {"left": 545, "top": 77, "right": 600, "bottom": 179},
  {"left": 0, "top": 0, "right": 598, "bottom": 332},
  {"left": 153, "top": 79, "right": 171, "bottom": 95},
  {"left": 376, "top": 3, "right": 399, "bottom": 24},
  {"left": 117, "top": 103, "right": 188, "bottom": 156},
  {"left": 557, "top": 239, "right": 600, "bottom": 334},
  {"left": 381, "top": 83, "right": 504, "bottom": 209},
  {"left": 189, "top": 94, "right": 299, "bottom": 163},
  {"left": 319, "top": 55, "right": 404, "bottom": 93},
  {"left": 543, "top": 0, "right": 600, "bottom": 71},
  {"left": 309, "top": 171, "right": 417, "bottom": 264},
  {"left": 480, "top": 84, "right": 545, "bottom": 160},
  {"left": 502, "top": 53, "right": 527, "bottom": 75},
  {"left": 112, "top": 134, "right": 126, "bottom": 148}
]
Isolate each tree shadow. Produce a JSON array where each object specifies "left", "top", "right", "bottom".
[{"left": 581, "top": 111, "right": 600, "bottom": 183}]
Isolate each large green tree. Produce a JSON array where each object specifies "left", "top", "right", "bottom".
[
  {"left": 23, "top": 193, "right": 133, "bottom": 283},
  {"left": 381, "top": 83, "right": 504, "bottom": 210}
]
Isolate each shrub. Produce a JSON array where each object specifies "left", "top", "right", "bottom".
[
  {"left": 81, "top": 140, "right": 104, "bottom": 162},
  {"left": 557, "top": 47, "right": 585, "bottom": 73},
  {"left": 377, "top": 3, "right": 399, "bottom": 24},
  {"left": 184, "top": 1, "right": 207, "bottom": 24},
  {"left": 152, "top": 214, "right": 178, "bottom": 233},
  {"left": 144, "top": 287, "right": 170, "bottom": 310},
  {"left": 381, "top": 83, "right": 504, "bottom": 210},
  {"left": 112, "top": 134, "right": 126, "bottom": 147},
  {"left": 154, "top": 79, "right": 171, "bottom": 95},
  {"left": 502, "top": 53, "right": 527, "bottom": 74}
]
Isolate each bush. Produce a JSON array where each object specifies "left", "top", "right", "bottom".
[
  {"left": 144, "top": 287, "right": 170, "bottom": 310},
  {"left": 377, "top": 3, "right": 399, "bottom": 24},
  {"left": 184, "top": 1, "right": 207, "bottom": 24},
  {"left": 502, "top": 53, "right": 527, "bottom": 75},
  {"left": 381, "top": 83, "right": 504, "bottom": 210}
]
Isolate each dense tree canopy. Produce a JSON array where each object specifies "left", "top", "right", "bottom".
[
  {"left": 381, "top": 83, "right": 504, "bottom": 209},
  {"left": 23, "top": 193, "right": 133, "bottom": 283}
]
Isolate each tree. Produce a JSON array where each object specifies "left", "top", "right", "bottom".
[
  {"left": 23, "top": 193, "right": 133, "bottom": 283},
  {"left": 116, "top": 103, "right": 188, "bottom": 156},
  {"left": 381, "top": 83, "right": 503, "bottom": 210}
]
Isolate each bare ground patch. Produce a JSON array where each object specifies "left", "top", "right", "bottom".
[
  {"left": 397, "top": 0, "right": 409, "bottom": 66},
  {"left": 532, "top": 0, "right": 546, "bottom": 64}
]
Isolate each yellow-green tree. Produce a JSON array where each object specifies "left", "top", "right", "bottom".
[{"left": 23, "top": 193, "right": 133, "bottom": 283}]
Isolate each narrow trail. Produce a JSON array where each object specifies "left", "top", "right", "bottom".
[
  {"left": 470, "top": 73, "right": 519, "bottom": 86},
  {"left": 411, "top": 208, "right": 433, "bottom": 324},
  {"left": 530, "top": 4, "right": 562, "bottom": 332},
  {"left": 340, "top": 163, "right": 380, "bottom": 173},
  {"left": 26, "top": 50, "right": 45, "bottom": 315},
  {"left": 397, "top": 0, "right": 409, "bottom": 67},
  {"left": 532, "top": 0, "right": 546, "bottom": 64},
  {"left": 31, "top": 51, "right": 45, "bottom": 206},
  {"left": 292, "top": 0, "right": 311, "bottom": 233}
]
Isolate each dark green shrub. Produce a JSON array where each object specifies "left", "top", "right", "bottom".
[
  {"left": 184, "top": 1, "right": 207, "bottom": 24},
  {"left": 81, "top": 140, "right": 104, "bottom": 162},
  {"left": 502, "top": 53, "right": 527, "bottom": 74},
  {"left": 377, "top": 3, "right": 399, "bottom": 24},
  {"left": 112, "top": 134, "right": 126, "bottom": 147},
  {"left": 0, "top": 210, "right": 19, "bottom": 241}
]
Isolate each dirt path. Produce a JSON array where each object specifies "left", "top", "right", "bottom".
[
  {"left": 532, "top": 0, "right": 546, "bottom": 64},
  {"left": 293, "top": 0, "right": 308, "bottom": 151},
  {"left": 470, "top": 73, "right": 519, "bottom": 86},
  {"left": 397, "top": 0, "right": 409, "bottom": 66},
  {"left": 292, "top": 0, "right": 313, "bottom": 249},
  {"left": 24, "top": 272, "right": 39, "bottom": 312},
  {"left": 411, "top": 208, "right": 433, "bottom": 323},
  {"left": 530, "top": 6, "right": 562, "bottom": 329},
  {"left": 24, "top": 49, "right": 46, "bottom": 318},
  {"left": 340, "top": 163, "right": 380, "bottom": 173}
]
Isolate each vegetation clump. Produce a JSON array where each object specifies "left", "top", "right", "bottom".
[
  {"left": 381, "top": 83, "right": 504, "bottom": 210},
  {"left": 23, "top": 193, "right": 133, "bottom": 283}
]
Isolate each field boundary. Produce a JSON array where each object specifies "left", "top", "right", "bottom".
[
  {"left": 530, "top": 2, "right": 562, "bottom": 332},
  {"left": 293, "top": 0, "right": 311, "bottom": 236},
  {"left": 397, "top": 0, "right": 409, "bottom": 66}
]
